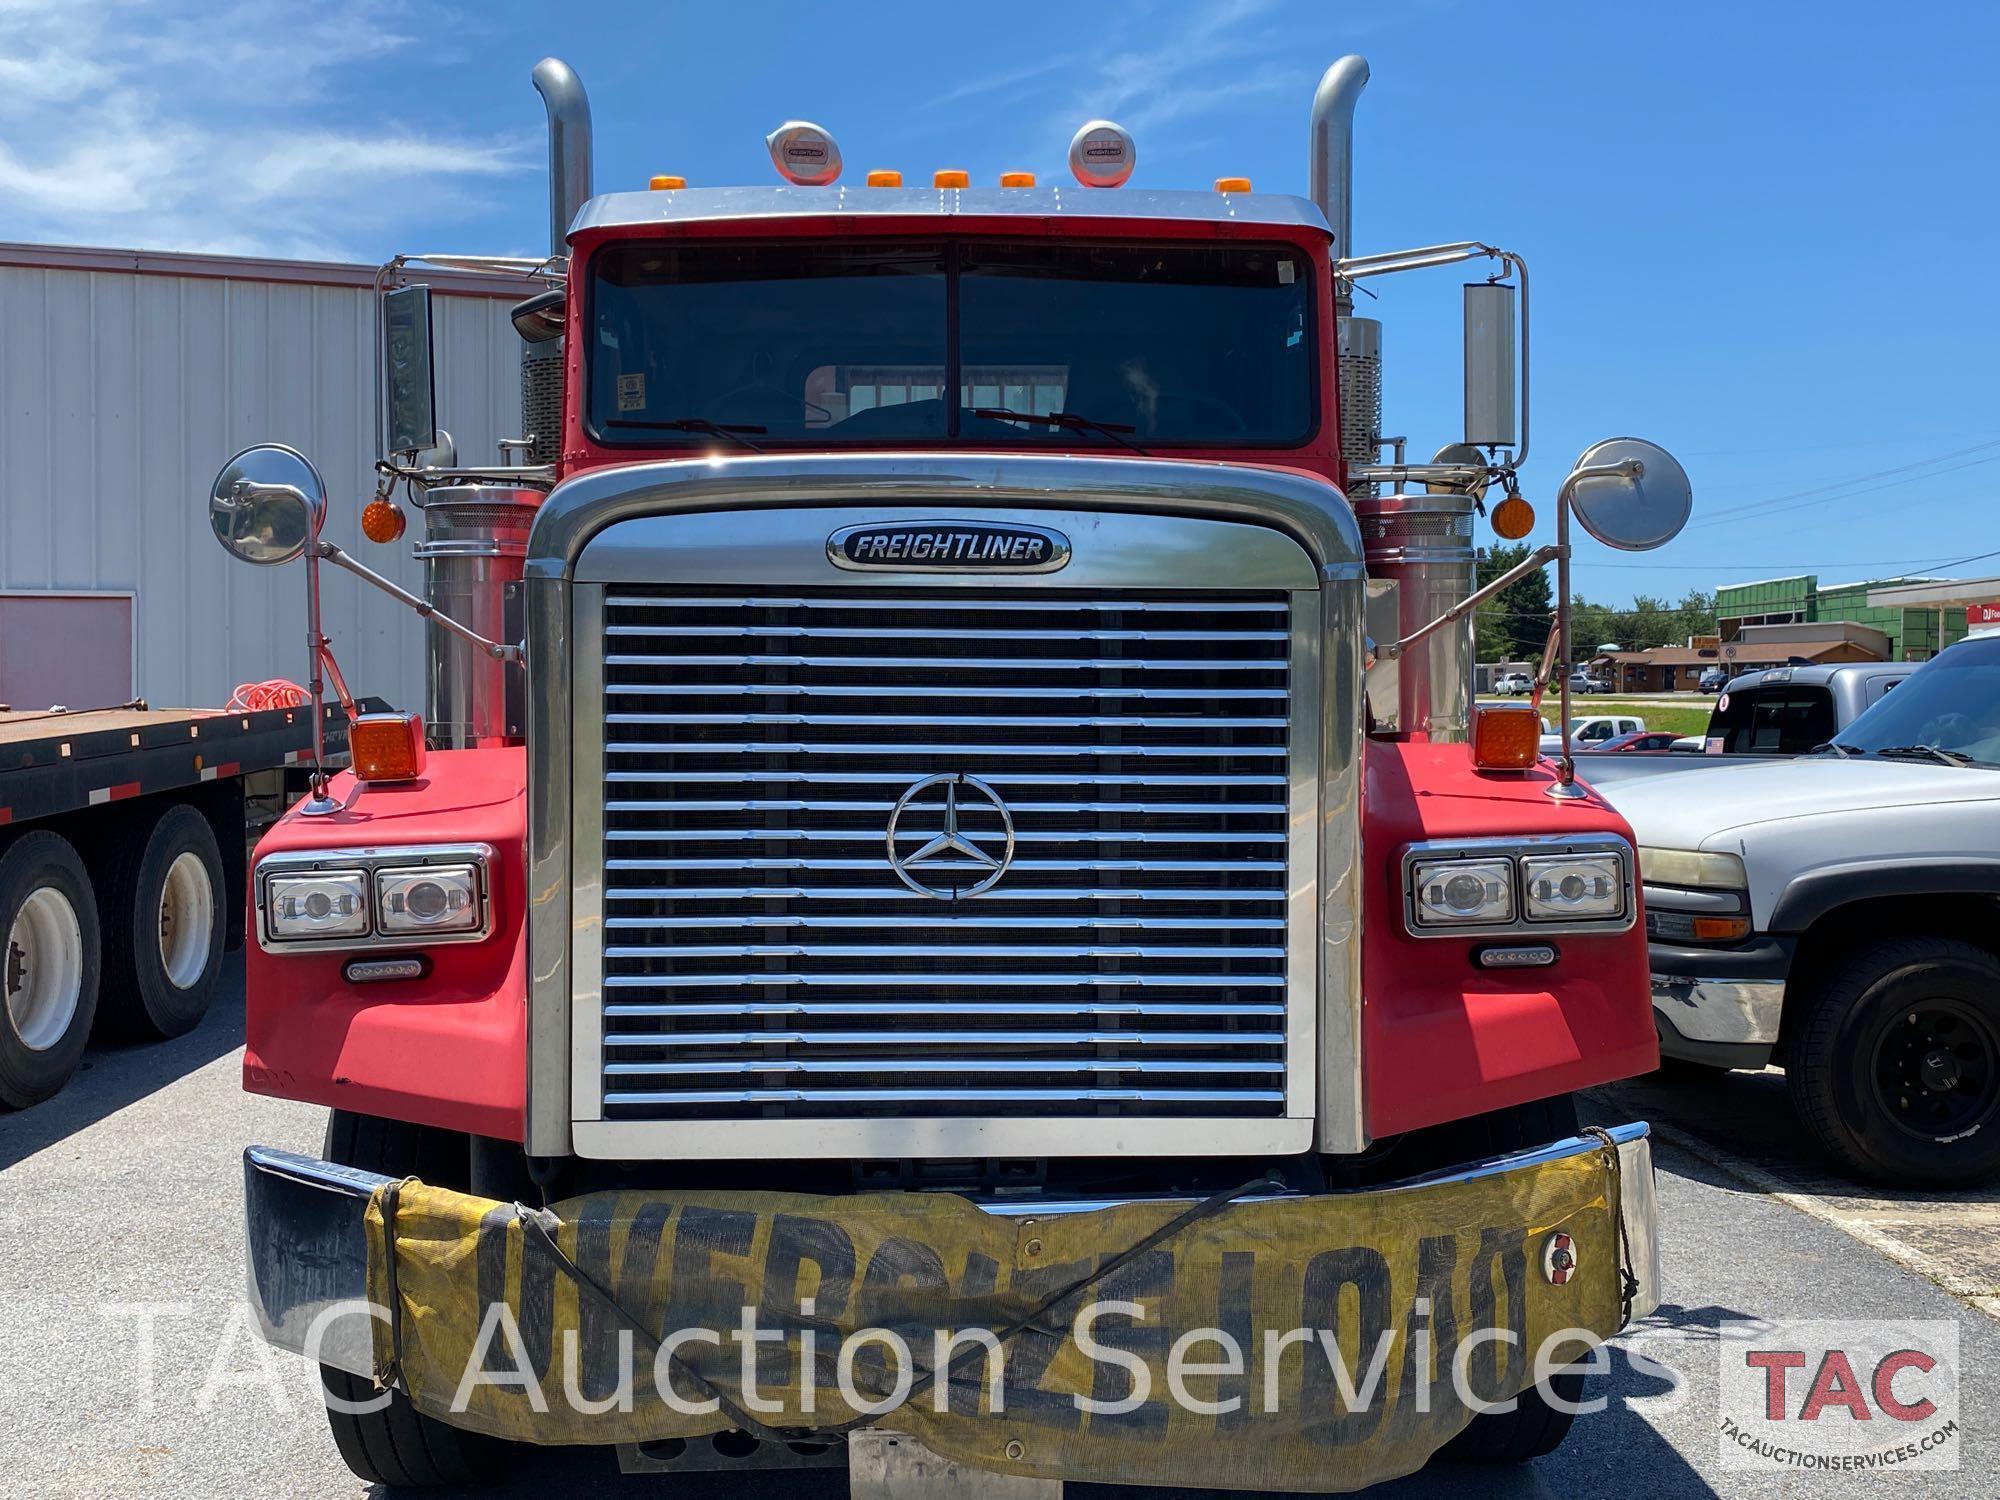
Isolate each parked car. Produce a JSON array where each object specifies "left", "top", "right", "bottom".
[
  {"left": 1495, "top": 671, "right": 1534, "bottom": 695},
  {"left": 1698, "top": 666, "right": 1729, "bottom": 693},
  {"left": 1568, "top": 670, "right": 1611, "bottom": 694},
  {"left": 1539, "top": 714, "right": 1645, "bottom": 754},
  {"left": 1606, "top": 635, "right": 2000, "bottom": 1185},
  {"left": 1564, "top": 661, "right": 1920, "bottom": 787},
  {"left": 1596, "top": 730, "right": 1681, "bottom": 753}
]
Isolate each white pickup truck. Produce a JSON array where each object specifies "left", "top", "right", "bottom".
[{"left": 1601, "top": 635, "right": 2000, "bottom": 1185}]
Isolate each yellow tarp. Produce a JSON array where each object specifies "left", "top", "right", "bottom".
[{"left": 364, "top": 1148, "right": 1626, "bottom": 1493}]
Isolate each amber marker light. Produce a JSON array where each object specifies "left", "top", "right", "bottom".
[
  {"left": 349, "top": 712, "right": 428, "bottom": 784},
  {"left": 866, "top": 169, "right": 903, "bottom": 187},
  {"left": 649, "top": 174, "right": 686, "bottom": 190},
  {"left": 934, "top": 169, "right": 971, "bottom": 188},
  {"left": 1472, "top": 705, "right": 1543, "bottom": 771},
  {"left": 1692, "top": 915, "right": 1753, "bottom": 942},
  {"left": 360, "top": 498, "right": 406, "bottom": 544},
  {"left": 1214, "top": 176, "right": 1253, "bottom": 193},
  {"left": 999, "top": 171, "right": 1036, "bottom": 187},
  {"left": 1491, "top": 495, "right": 1536, "bottom": 540}
]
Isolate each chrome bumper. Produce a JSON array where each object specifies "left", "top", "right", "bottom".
[
  {"left": 243, "top": 1122, "right": 1661, "bottom": 1380},
  {"left": 1652, "top": 974, "right": 1785, "bottom": 1050}
]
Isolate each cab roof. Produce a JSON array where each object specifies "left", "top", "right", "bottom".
[{"left": 569, "top": 185, "right": 1336, "bottom": 238}]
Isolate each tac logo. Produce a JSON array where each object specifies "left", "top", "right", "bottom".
[{"left": 1718, "top": 1320, "right": 1960, "bottom": 1472}]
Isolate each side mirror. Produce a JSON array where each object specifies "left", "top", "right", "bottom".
[
  {"left": 207, "top": 444, "right": 327, "bottom": 566},
  {"left": 510, "top": 288, "right": 567, "bottom": 344},
  {"left": 382, "top": 284, "right": 438, "bottom": 457},
  {"left": 1462, "top": 282, "right": 1517, "bottom": 449},
  {"left": 1565, "top": 437, "right": 1692, "bottom": 552}
]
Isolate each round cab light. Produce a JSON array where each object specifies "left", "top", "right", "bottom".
[
  {"left": 1068, "top": 119, "right": 1136, "bottom": 187},
  {"left": 649, "top": 174, "right": 686, "bottom": 191},
  {"left": 360, "top": 497, "right": 406, "bottom": 544},
  {"left": 999, "top": 171, "right": 1036, "bottom": 188},
  {"left": 866, "top": 169, "right": 903, "bottom": 187},
  {"left": 765, "top": 121, "right": 842, "bottom": 185},
  {"left": 1214, "top": 175, "right": 1254, "bottom": 194},
  {"left": 1492, "top": 495, "right": 1536, "bottom": 539},
  {"left": 934, "top": 169, "right": 970, "bottom": 189}
]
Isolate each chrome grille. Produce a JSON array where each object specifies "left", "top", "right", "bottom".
[{"left": 592, "top": 588, "right": 1294, "bottom": 1122}]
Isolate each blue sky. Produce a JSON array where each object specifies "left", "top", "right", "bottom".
[{"left": 4, "top": 0, "right": 1997, "bottom": 606}]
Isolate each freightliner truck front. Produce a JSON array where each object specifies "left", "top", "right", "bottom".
[{"left": 208, "top": 53, "right": 1694, "bottom": 1494}]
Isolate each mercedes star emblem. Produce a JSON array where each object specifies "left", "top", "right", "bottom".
[{"left": 885, "top": 773, "right": 1017, "bottom": 899}]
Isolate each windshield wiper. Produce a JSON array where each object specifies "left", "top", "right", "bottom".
[
  {"left": 973, "top": 407, "right": 1150, "bottom": 455},
  {"left": 605, "top": 416, "right": 768, "bottom": 452},
  {"left": 1812, "top": 742, "right": 1863, "bottom": 758},
  {"left": 1873, "top": 744, "right": 1976, "bottom": 766}
]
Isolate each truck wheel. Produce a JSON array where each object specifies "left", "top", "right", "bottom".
[
  {"left": 0, "top": 831, "right": 102, "bottom": 1109},
  {"left": 96, "top": 804, "right": 227, "bottom": 1039},
  {"left": 1788, "top": 937, "right": 2000, "bottom": 1186},
  {"left": 321, "top": 1109, "right": 498, "bottom": 1488}
]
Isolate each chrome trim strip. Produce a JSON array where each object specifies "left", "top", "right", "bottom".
[
  {"left": 1315, "top": 579, "right": 1365, "bottom": 1150},
  {"left": 243, "top": 1122, "right": 1655, "bottom": 1372}
]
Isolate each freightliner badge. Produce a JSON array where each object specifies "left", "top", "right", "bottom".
[{"left": 827, "top": 520, "right": 1072, "bottom": 572}]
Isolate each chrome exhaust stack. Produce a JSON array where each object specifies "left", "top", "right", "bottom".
[{"left": 532, "top": 57, "right": 594, "bottom": 259}]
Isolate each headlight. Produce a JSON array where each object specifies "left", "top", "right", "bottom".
[
  {"left": 256, "top": 843, "right": 493, "bottom": 952},
  {"left": 1638, "top": 847, "right": 1747, "bottom": 889},
  {"left": 377, "top": 865, "right": 482, "bottom": 935},
  {"left": 1403, "top": 836, "right": 1633, "bottom": 938},
  {"left": 1410, "top": 857, "right": 1516, "bottom": 927},
  {"left": 266, "top": 872, "right": 370, "bottom": 941},
  {"left": 1523, "top": 853, "right": 1627, "bottom": 922}
]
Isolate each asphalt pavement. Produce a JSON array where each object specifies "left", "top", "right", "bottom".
[{"left": 2, "top": 959, "right": 1994, "bottom": 1499}]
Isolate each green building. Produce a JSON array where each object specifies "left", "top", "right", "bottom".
[{"left": 1714, "top": 575, "right": 1971, "bottom": 660}]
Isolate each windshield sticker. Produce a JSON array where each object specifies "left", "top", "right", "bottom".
[{"left": 617, "top": 373, "right": 646, "bottom": 412}]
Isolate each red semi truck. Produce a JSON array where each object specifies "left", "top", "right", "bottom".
[{"left": 220, "top": 53, "right": 1692, "bottom": 1494}]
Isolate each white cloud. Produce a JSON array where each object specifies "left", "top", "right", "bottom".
[{"left": 0, "top": 0, "right": 526, "bottom": 258}]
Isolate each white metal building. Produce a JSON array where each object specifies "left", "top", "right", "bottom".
[{"left": 0, "top": 243, "right": 529, "bottom": 716}]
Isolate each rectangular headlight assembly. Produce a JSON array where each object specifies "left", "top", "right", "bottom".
[
  {"left": 256, "top": 844, "right": 493, "bottom": 952},
  {"left": 1403, "top": 836, "right": 1633, "bottom": 938}
]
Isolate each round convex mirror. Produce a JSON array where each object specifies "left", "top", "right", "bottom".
[
  {"left": 1565, "top": 437, "right": 1692, "bottom": 552},
  {"left": 208, "top": 444, "right": 328, "bottom": 566}
]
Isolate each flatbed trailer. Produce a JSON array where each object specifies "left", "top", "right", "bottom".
[{"left": 0, "top": 700, "right": 355, "bottom": 1108}]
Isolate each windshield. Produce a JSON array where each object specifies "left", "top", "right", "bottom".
[
  {"left": 586, "top": 239, "right": 1315, "bottom": 448},
  {"left": 1834, "top": 638, "right": 2000, "bottom": 766}
]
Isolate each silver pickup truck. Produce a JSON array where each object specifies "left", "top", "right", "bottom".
[{"left": 1570, "top": 661, "right": 1916, "bottom": 787}]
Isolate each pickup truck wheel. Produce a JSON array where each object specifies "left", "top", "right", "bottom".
[
  {"left": 0, "top": 831, "right": 102, "bottom": 1109},
  {"left": 96, "top": 804, "right": 227, "bottom": 1039},
  {"left": 320, "top": 1109, "right": 499, "bottom": 1488},
  {"left": 1788, "top": 937, "right": 2000, "bottom": 1186}
]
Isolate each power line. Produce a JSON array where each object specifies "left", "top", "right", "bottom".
[{"left": 1686, "top": 439, "right": 2000, "bottom": 528}]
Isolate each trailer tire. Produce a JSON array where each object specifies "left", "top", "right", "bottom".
[
  {"left": 96, "top": 804, "right": 227, "bottom": 1040},
  {"left": 0, "top": 831, "right": 102, "bottom": 1109},
  {"left": 320, "top": 1109, "right": 500, "bottom": 1488}
]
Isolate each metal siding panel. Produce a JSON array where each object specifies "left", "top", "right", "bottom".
[{"left": 2, "top": 259, "right": 517, "bottom": 713}]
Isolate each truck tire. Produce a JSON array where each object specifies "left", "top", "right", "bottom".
[
  {"left": 320, "top": 1109, "right": 499, "bottom": 1488},
  {"left": 1787, "top": 936, "right": 2000, "bottom": 1186},
  {"left": 0, "top": 831, "right": 102, "bottom": 1109},
  {"left": 1431, "top": 1094, "right": 1586, "bottom": 1465},
  {"left": 95, "top": 804, "right": 227, "bottom": 1040}
]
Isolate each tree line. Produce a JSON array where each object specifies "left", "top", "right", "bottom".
[{"left": 1472, "top": 543, "right": 1718, "bottom": 664}]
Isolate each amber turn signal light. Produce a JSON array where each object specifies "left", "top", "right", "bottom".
[
  {"left": 1490, "top": 495, "right": 1536, "bottom": 540},
  {"left": 1472, "top": 706, "right": 1543, "bottom": 771},
  {"left": 1691, "top": 915, "right": 1752, "bottom": 942},
  {"left": 361, "top": 498, "right": 406, "bottom": 544},
  {"left": 349, "top": 712, "right": 428, "bottom": 784}
]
